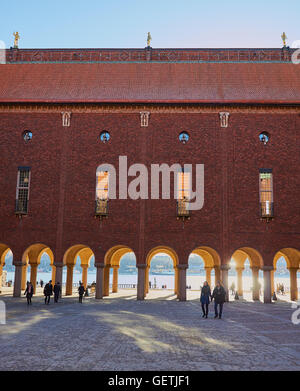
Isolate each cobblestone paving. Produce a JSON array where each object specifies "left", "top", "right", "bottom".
[{"left": 0, "top": 290, "right": 299, "bottom": 371}]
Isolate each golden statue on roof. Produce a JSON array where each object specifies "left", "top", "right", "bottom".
[
  {"left": 13, "top": 32, "right": 20, "bottom": 48},
  {"left": 147, "top": 32, "right": 152, "bottom": 47},
  {"left": 281, "top": 32, "right": 287, "bottom": 47}
]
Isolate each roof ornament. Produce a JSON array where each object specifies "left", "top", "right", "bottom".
[
  {"left": 147, "top": 32, "right": 152, "bottom": 48},
  {"left": 13, "top": 32, "right": 20, "bottom": 49},
  {"left": 281, "top": 32, "right": 287, "bottom": 48}
]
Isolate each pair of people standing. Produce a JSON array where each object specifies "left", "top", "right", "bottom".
[{"left": 200, "top": 281, "right": 226, "bottom": 319}]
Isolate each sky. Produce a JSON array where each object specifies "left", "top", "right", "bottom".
[{"left": 0, "top": 0, "right": 299, "bottom": 49}]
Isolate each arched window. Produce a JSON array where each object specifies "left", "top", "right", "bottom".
[{"left": 177, "top": 169, "right": 191, "bottom": 218}]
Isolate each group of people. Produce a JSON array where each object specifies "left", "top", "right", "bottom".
[
  {"left": 200, "top": 280, "right": 226, "bottom": 319},
  {"left": 24, "top": 280, "right": 86, "bottom": 305}
]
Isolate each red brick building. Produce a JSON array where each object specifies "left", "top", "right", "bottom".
[{"left": 0, "top": 47, "right": 299, "bottom": 302}]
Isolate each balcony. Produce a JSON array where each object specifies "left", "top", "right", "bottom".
[
  {"left": 260, "top": 201, "right": 274, "bottom": 220},
  {"left": 15, "top": 199, "right": 28, "bottom": 215},
  {"left": 95, "top": 198, "right": 108, "bottom": 218},
  {"left": 177, "top": 198, "right": 190, "bottom": 219}
]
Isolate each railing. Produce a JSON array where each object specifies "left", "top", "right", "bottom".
[
  {"left": 109, "top": 284, "right": 137, "bottom": 289},
  {"left": 260, "top": 201, "right": 274, "bottom": 219},
  {"left": 95, "top": 199, "right": 108, "bottom": 217},
  {"left": 15, "top": 199, "right": 28, "bottom": 215},
  {"left": 177, "top": 199, "right": 190, "bottom": 218}
]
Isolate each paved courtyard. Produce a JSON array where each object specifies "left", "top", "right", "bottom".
[{"left": 0, "top": 290, "right": 299, "bottom": 371}]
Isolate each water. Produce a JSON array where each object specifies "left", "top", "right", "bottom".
[{"left": 4, "top": 271, "right": 297, "bottom": 291}]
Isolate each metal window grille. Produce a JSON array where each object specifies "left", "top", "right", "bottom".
[
  {"left": 15, "top": 168, "right": 30, "bottom": 214},
  {"left": 177, "top": 171, "right": 190, "bottom": 217},
  {"left": 95, "top": 171, "right": 109, "bottom": 216},
  {"left": 259, "top": 170, "right": 274, "bottom": 218}
]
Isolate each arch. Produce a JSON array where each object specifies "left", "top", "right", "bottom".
[
  {"left": 146, "top": 246, "right": 179, "bottom": 268},
  {"left": 273, "top": 248, "right": 300, "bottom": 302},
  {"left": 103, "top": 245, "right": 136, "bottom": 297},
  {"left": 273, "top": 248, "right": 300, "bottom": 270},
  {"left": 231, "top": 247, "right": 263, "bottom": 269},
  {"left": 191, "top": 246, "right": 221, "bottom": 268},
  {"left": 63, "top": 245, "right": 95, "bottom": 294}
]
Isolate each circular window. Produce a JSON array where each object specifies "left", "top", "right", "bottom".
[
  {"left": 179, "top": 132, "right": 189, "bottom": 144},
  {"left": 100, "top": 131, "right": 110, "bottom": 143},
  {"left": 259, "top": 132, "right": 270, "bottom": 145},
  {"left": 23, "top": 130, "right": 32, "bottom": 142}
]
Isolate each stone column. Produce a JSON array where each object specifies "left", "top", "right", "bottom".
[
  {"left": 13, "top": 263, "right": 24, "bottom": 297},
  {"left": 177, "top": 265, "right": 188, "bottom": 301},
  {"left": 21, "top": 264, "right": 28, "bottom": 290},
  {"left": 236, "top": 267, "right": 244, "bottom": 297},
  {"left": 205, "top": 267, "right": 213, "bottom": 286},
  {"left": 30, "top": 264, "right": 38, "bottom": 294},
  {"left": 0, "top": 264, "right": 3, "bottom": 289},
  {"left": 263, "top": 266, "right": 273, "bottom": 303},
  {"left": 95, "top": 263, "right": 105, "bottom": 299},
  {"left": 174, "top": 267, "right": 179, "bottom": 295},
  {"left": 66, "top": 264, "right": 74, "bottom": 296},
  {"left": 214, "top": 266, "right": 221, "bottom": 286},
  {"left": 51, "top": 264, "right": 56, "bottom": 285},
  {"left": 103, "top": 265, "right": 110, "bottom": 297},
  {"left": 221, "top": 264, "right": 230, "bottom": 301},
  {"left": 112, "top": 266, "right": 119, "bottom": 293},
  {"left": 137, "top": 264, "right": 146, "bottom": 300},
  {"left": 145, "top": 266, "right": 149, "bottom": 295},
  {"left": 54, "top": 264, "right": 63, "bottom": 285},
  {"left": 251, "top": 267, "right": 260, "bottom": 301},
  {"left": 82, "top": 265, "right": 88, "bottom": 289},
  {"left": 270, "top": 270, "right": 275, "bottom": 296},
  {"left": 289, "top": 267, "right": 298, "bottom": 302}
]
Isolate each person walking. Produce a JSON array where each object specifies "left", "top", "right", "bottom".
[
  {"left": 53, "top": 281, "right": 61, "bottom": 303},
  {"left": 200, "top": 281, "right": 211, "bottom": 318},
  {"left": 24, "top": 281, "right": 34, "bottom": 305},
  {"left": 43, "top": 280, "right": 53, "bottom": 305},
  {"left": 40, "top": 280, "right": 44, "bottom": 288},
  {"left": 212, "top": 281, "right": 226, "bottom": 319},
  {"left": 78, "top": 283, "right": 85, "bottom": 303}
]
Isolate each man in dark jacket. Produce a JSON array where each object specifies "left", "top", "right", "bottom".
[
  {"left": 78, "top": 283, "right": 85, "bottom": 303},
  {"left": 43, "top": 280, "right": 53, "bottom": 305},
  {"left": 53, "top": 281, "right": 61, "bottom": 303},
  {"left": 212, "top": 281, "right": 226, "bottom": 319}
]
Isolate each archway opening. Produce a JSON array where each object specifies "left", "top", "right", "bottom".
[
  {"left": 230, "top": 247, "right": 263, "bottom": 301},
  {"left": 145, "top": 246, "right": 178, "bottom": 300},
  {"left": 1, "top": 245, "right": 13, "bottom": 294},
  {"left": 63, "top": 245, "right": 94, "bottom": 296},
  {"left": 273, "top": 248, "right": 300, "bottom": 302},
  {"left": 104, "top": 246, "right": 136, "bottom": 297}
]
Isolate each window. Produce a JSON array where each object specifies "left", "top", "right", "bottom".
[
  {"left": 100, "top": 131, "right": 110, "bottom": 143},
  {"left": 179, "top": 132, "right": 189, "bottom": 144},
  {"left": 259, "top": 132, "right": 270, "bottom": 145},
  {"left": 259, "top": 169, "right": 273, "bottom": 218},
  {"left": 23, "top": 130, "right": 32, "bottom": 142},
  {"left": 95, "top": 171, "right": 109, "bottom": 216},
  {"left": 177, "top": 170, "right": 190, "bottom": 217},
  {"left": 15, "top": 167, "right": 31, "bottom": 214}
]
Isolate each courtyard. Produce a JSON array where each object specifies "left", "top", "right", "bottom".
[{"left": 0, "top": 290, "right": 299, "bottom": 371}]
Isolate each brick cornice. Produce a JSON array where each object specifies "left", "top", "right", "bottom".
[{"left": 0, "top": 103, "right": 299, "bottom": 114}]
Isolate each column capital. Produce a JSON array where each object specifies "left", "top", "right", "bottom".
[
  {"left": 204, "top": 266, "right": 213, "bottom": 270},
  {"left": 13, "top": 261, "right": 26, "bottom": 267},
  {"left": 66, "top": 264, "right": 74, "bottom": 269},
  {"left": 53, "top": 263, "right": 63, "bottom": 268},
  {"left": 177, "top": 264, "right": 188, "bottom": 270},
  {"left": 81, "top": 264, "right": 89, "bottom": 269},
  {"left": 112, "top": 265, "right": 120, "bottom": 269},
  {"left": 137, "top": 264, "right": 147, "bottom": 269},
  {"left": 235, "top": 267, "right": 244, "bottom": 272},
  {"left": 220, "top": 264, "right": 231, "bottom": 271},
  {"left": 95, "top": 263, "right": 105, "bottom": 268},
  {"left": 288, "top": 266, "right": 299, "bottom": 271},
  {"left": 262, "top": 266, "right": 274, "bottom": 271},
  {"left": 250, "top": 266, "right": 260, "bottom": 271}
]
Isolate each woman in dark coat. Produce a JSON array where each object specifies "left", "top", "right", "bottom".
[
  {"left": 200, "top": 281, "right": 211, "bottom": 318},
  {"left": 212, "top": 281, "right": 226, "bottom": 319},
  {"left": 24, "top": 281, "right": 34, "bottom": 305}
]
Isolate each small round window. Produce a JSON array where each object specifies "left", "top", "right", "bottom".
[
  {"left": 179, "top": 132, "right": 189, "bottom": 144},
  {"left": 259, "top": 132, "right": 270, "bottom": 145},
  {"left": 100, "top": 131, "right": 110, "bottom": 143},
  {"left": 23, "top": 130, "right": 32, "bottom": 142}
]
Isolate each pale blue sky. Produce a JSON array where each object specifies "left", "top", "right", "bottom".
[{"left": 1, "top": 0, "right": 299, "bottom": 48}]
